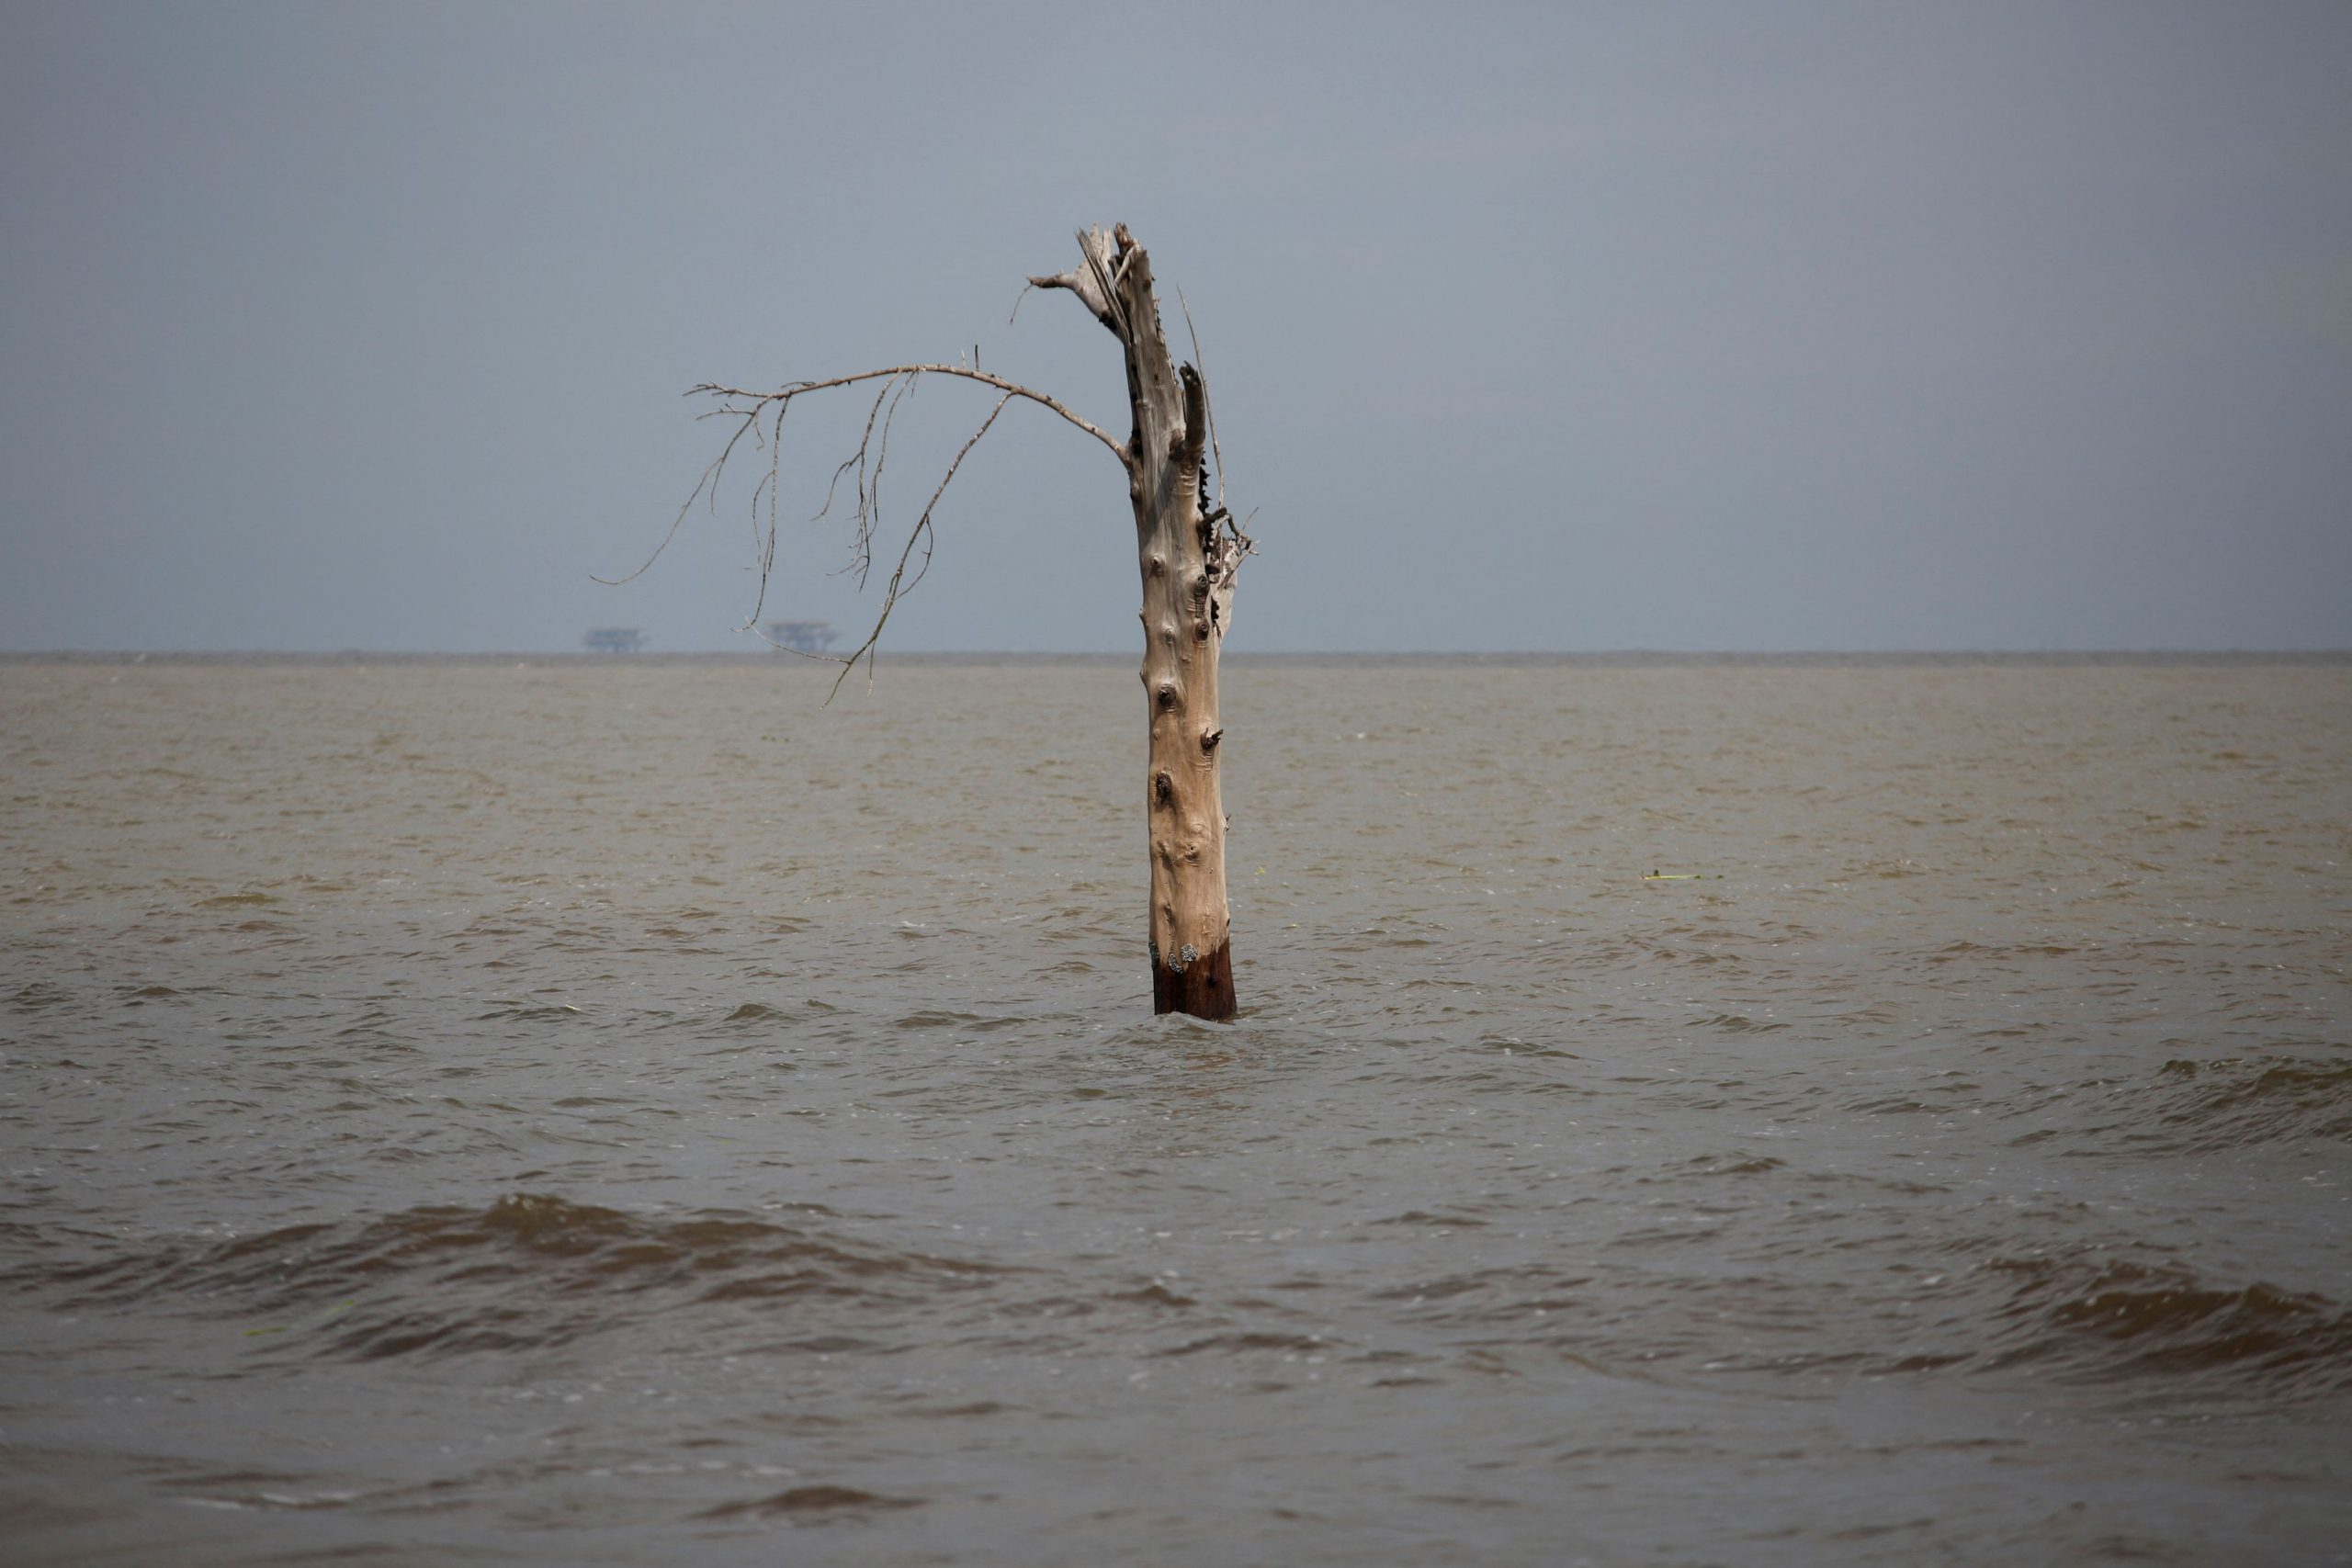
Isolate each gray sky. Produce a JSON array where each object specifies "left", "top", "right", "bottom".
[{"left": 4, "top": 1, "right": 2346, "bottom": 652}]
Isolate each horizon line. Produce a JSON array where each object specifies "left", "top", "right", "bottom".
[{"left": 5, "top": 649, "right": 2346, "bottom": 664}]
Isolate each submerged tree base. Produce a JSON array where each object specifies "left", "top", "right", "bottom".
[{"left": 1151, "top": 940, "right": 1234, "bottom": 1019}]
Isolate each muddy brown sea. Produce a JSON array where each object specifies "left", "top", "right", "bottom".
[{"left": 3, "top": 653, "right": 2346, "bottom": 1564}]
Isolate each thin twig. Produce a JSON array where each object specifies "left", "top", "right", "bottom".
[
  {"left": 591, "top": 405, "right": 762, "bottom": 585},
  {"left": 743, "top": 399, "right": 788, "bottom": 627},
  {"left": 858, "top": 370, "right": 920, "bottom": 589},
  {"left": 822, "top": 391, "right": 1015, "bottom": 701}
]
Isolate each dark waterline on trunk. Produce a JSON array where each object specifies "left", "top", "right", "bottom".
[{"left": 1152, "top": 938, "right": 1234, "bottom": 1018}]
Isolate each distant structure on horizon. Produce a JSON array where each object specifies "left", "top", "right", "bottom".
[
  {"left": 582, "top": 627, "right": 647, "bottom": 653},
  {"left": 762, "top": 620, "right": 838, "bottom": 655}
]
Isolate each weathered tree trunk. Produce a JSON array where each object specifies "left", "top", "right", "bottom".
[{"left": 1033, "top": 226, "right": 1240, "bottom": 1018}]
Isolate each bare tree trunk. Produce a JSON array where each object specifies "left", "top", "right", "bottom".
[{"left": 1034, "top": 226, "right": 1241, "bottom": 1018}]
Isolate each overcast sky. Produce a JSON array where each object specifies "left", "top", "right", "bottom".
[{"left": 4, "top": 1, "right": 2346, "bottom": 652}]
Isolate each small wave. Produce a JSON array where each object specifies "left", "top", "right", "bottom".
[
  {"left": 1362, "top": 1211, "right": 1489, "bottom": 1235},
  {"left": 1969, "top": 1254, "right": 2352, "bottom": 1395},
  {"left": 888, "top": 1010, "right": 1030, "bottom": 1032},
  {"left": 17, "top": 1194, "right": 1012, "bottom": 1361},
  {"left": 2150, "top": 1056, "right": 2352, "bottom": 1150},
  {"left": 2020, "top": 1055, "right": 2352, "bottom": 1156},
  {"left": 698, "top": 1484, "right": 922, "bottom": 1519},
  {"left": 1155, "top": 1330, "right": 1329, "bottom": 1358},
  {"left": 8, "top": 981, "right": 74, "bottom": 1010},
  {"left": 1365, "top": 1262, "right": 1591, "bottom": 1324},
  {"left": 1681, "top": 1153, "right": 1785, "bottom": 1176},
  {"left": 470, "top": 1003, "right": 587, "bottom": 1023},
  {"left": 1694, "top": 1012, "right": 1789, "bottom": 1034},
  {"left": 1109, "top": 1281, "right": 1197, "bottom": 1308}
]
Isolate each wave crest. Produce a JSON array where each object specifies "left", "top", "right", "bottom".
[{"left": 18, "top": 1192, "right": 1010, "bottom": 1360}]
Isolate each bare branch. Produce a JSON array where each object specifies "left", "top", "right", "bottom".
[
  {"left": 1023, "top": 225, "right": 1135, "bottom": 339},
  {"left": 619, "top": 234, "right": 1178, "bottom": 692},
  {"left": 1025, "top": 268, "right": 1105, "bottom": 325},
  {"left": 652, "top": 360, "right": 1102, "bottom": 693},
  {"left": 695, "top": 364, "right": 1120, "bottom": 458},
  {"left": 615, "top": 362, "right": 1118, "bottom": 664}
]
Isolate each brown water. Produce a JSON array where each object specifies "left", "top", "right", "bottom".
[{"left": 4, "top": 654, "right": 2347, "bottom": 1565}]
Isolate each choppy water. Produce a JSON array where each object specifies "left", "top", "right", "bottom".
[{"left": 4, "top": 653, "right": 2347, "bottom": 1565}]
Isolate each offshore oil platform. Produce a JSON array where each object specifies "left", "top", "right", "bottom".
[{"left": 761, "top": 620, "right": 838, "bottom": 654}]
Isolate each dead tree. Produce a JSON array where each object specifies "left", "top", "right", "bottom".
[{"left": 616, "top": 225, "right": 1250, "bottom": 1019}]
